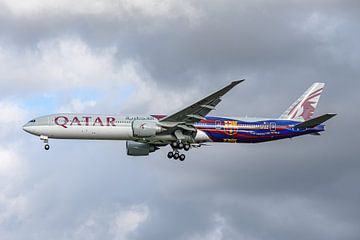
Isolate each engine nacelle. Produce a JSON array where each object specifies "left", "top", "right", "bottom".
[
  {"left": 126, "top": 141, "right": 159, "bottom": 156},
  {"left": 132, "top": 120, "right": 162, "bottom": 137}
]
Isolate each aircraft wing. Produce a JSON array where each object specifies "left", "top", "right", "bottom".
[{"left": 160, "top": 80, "right": 244, "bottom": 124}]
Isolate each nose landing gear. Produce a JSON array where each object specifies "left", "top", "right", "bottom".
[{"left": 40, "top": 135, "right": 50, "bottom": 151}]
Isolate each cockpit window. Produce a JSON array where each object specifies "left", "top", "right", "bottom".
[{"left": 29, "top": 119, "right": 36, "bottom": 123}]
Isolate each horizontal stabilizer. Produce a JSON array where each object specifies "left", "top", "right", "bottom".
[{"left": 294, "top": 113, "right": 336, "bottom": 129}]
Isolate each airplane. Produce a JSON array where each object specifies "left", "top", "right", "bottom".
[{"left": 23, "top": 80, "right": 336, "bottom": 161}]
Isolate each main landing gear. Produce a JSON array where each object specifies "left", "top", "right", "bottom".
[
  {"left": 171, "top": 141, "right": 191, "bottom": 151},
  {"left": 167, "top": 141, "right": 190, "bottom": 161},
  {"left": 167, "top": 151, "right": 186, "bottom": 161}
]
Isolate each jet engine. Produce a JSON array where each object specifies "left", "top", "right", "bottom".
[
  {"left": 132, "top": 120, "right": 163, "bottom": 137},
  {"left": 126, "top": 141, "right": 159, "bottom": 156}
]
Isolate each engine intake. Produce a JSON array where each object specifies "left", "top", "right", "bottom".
[{"left": 126, "top": 141, "right": 159, "bottom": 156}]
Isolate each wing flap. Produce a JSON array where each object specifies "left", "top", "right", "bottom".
[
  {"left": 200, "top": 104, "right": 216, "bottom": 110},
  {"left": 186, "top": 114, "right": 206, "bottom": 121}
]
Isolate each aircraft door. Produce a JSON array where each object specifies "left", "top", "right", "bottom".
[{"left": 270, "top": 122, "right": 276, "bottom": 131}]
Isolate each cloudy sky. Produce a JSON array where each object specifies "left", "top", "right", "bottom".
[{"left": 0, "top": 0, "right": 359, "bottom": 239}]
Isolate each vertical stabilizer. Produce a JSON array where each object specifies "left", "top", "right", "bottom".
[{"left": 280, "top": 83, "right": 325, "bottom": 121}]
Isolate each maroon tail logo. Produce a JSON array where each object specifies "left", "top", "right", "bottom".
[
  {"left": 300, "top": 99, "right": 316, "bottom": 121},
  {"left": 289, "top": 88, "right": 323, "bottom": 120}
]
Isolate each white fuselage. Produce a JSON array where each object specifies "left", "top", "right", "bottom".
[{"left": 23, "top": 114, "right": 210, "bottom": 143}]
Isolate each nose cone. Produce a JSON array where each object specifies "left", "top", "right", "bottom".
[
  {"left": 23, "top": 121, "right": 38, "bottom": 135},
  {"left": 23, "top": 118, "right": 45, "bottom": 136},
  {"left": 22, "top": 123, "right": 32, "bottom": 133}
]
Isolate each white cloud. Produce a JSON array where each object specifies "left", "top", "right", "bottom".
[
  {"left": 0, "top": 101, "right": 27, "bottom": 125},
  {"left": 0, "top": 148, "right": 23, "bottom": 178},
  {"left": 57, "top": 99, "right": 97, "bottom": 113},
  {"left": 0, "top": 101, "right": 28, "bottom": 140},
  {"left": 0, "top": 147, "right": 28, "bottom": 227},
  {"left": 1, "top": 0, "right": 201, "bottom": 22},
  {"left": 109, "top": 204, "right": 149, "bottom": 240},
  {"left": 0, "top": 36, "right": 199, "bottom": 114},
  {"left": 0, "top": 193, "right": 28, "bottom": 225},
  {"left": 72, "top": 204, "right": 149, "bottom": 240},
  {"left": 0, "top": 102, "right": 29, "bottom": 228},
  {"left": 1, "top": 0, "right": 116, "bottom": 16},
  {"left": 120, "top": 76, "right": 199, "bottom": 114},
  {"left": 0, "top": 37, "right": 138, "bottom": 94}
]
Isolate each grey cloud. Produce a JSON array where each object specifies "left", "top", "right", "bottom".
[{"left": 0, "top": 1, "right": 359, "bottom": 240}]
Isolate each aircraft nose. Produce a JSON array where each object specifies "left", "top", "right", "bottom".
[
  {"left": 22, "top": 122, "right": 36, "bottom": 134},
  {"left": 22, "top": 124, "right": 31, "bottom": 133},
  {"left": 23, "top": 119, "right": 41, "bottom": 136}
]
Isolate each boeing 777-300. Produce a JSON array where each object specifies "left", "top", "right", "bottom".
[{"left": 23, "top": 80, "right": 336, "bottom": 161}]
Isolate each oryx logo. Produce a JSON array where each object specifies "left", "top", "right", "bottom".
[
  {"left": 289, "top": 88, "right": 323, "bottom": 121},
  {"left": 224, "top": 120, "right": 238, "bottom": 136}
]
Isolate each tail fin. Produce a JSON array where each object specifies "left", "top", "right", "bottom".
[{"left": 280, "top": 83, "right": 325, "bottom": 121}]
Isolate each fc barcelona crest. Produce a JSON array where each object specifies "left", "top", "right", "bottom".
[{"left": 224, "top": 120, "right": 238, "bottom": 136}]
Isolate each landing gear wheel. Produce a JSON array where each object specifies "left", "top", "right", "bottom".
[
  {"left": 44, "top": 144, "right": 50, "bottom": 151},
  {"left": 171, "top": 142, "right": 178, "bottom": 148},
  {"left": 184, "top": 144, "right": 190, "bottom": 151},
  {"left": 167, "top": 152, "right": 174, "bottom": 159},
  {"left": 179, "top": 154, "right": 186, "bottom": 161},
  {"left": 173, "top": 152, "right": 180, "bottom": 160},
  {"left": 178, "top": 142, "right": 184, "bottom": 149}
]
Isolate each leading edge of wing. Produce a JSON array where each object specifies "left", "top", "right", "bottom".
[{"left": 160, "top": 79, "right": 245, "bottom": 123}]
